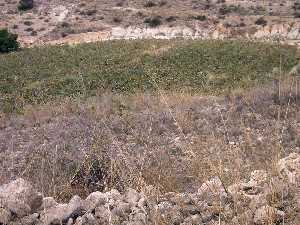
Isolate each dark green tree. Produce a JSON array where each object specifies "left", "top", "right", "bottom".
[
  {"left": 18, "top": 0, "right": 34, "bottom": 11},
  {"left": 0, "top": 29, "right": 19, "bottom": 53}
]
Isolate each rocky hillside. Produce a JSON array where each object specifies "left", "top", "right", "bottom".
[
  {"left": 1, "top": 0, "right": 300, "bottom": 46},
  {"left": 0, "top": 153, "right": 299, "bottom": 225}
]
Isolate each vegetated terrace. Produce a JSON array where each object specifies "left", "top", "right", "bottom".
[{"left": 0, "top": 39, "right": 298, "bottom": 113}]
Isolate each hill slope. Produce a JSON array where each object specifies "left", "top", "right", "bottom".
[{"left": 0, "top": 39, "right": 298, "bottom": 112}]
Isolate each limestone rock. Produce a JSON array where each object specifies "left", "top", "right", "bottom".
[
  {"left": 42, "top": 197, "right": 58, "bottom": 209},
  {"left": 84, "top": 191, "right": 107, "bottom": 211},
  {"left": 40, "top": 195, "right": 85, "bottom": 225},
  {"left": 0, "top": 178, "right": 42, "bottom": 217}
]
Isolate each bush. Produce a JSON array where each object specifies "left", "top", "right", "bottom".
[
  {"left": 192, "top": 15, "right": 207, "bottom": 21},
  {"left": 0, "top": 29, "right": 19, "bottom": 53},
  {"left": 18, "top": 0, "right": 34, "bottom": 11},
  {"left": 144, "top": 16, "right": 162, "bottom": 27},
  {"left": 144, "top": 1, "right": 157, "bottom": 7},
  {"left": 255, "top": 17, "right": 267, "bottom": 26}
]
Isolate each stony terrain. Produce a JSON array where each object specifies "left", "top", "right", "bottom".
[
  {"left": 1, "top": 1, "right": 300, "bottom": 224},
  {"left": 0, "top": 153, "right": 299, "bottom": 225},
  {"left": 1, "top": 0, "right": 300, "bottom": 46}
]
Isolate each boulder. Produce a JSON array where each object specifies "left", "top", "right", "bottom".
[
  {"left": 0, "top": 178, "right": 42, "bottom": 217},
  {"left": 94, "top": 205, "right": 111, "bottom": 224},
  {"left": 111, "top": 201, "right": 131, "bottom": 218},
  {"left": 40, "top": 195, "right": 85, "bottom": 225},
  {"left": 42, "top": 197, "right": 58, "bottom": 209},
  {"left": 84, "top": 191, "right": 107, "bottom": 211}
]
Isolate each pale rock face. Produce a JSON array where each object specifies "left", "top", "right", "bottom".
[
  {"left": 277, "top": 153, "right": 300, "bottom": 184},
  {"left": 0, "top": 178, "right": 42, "bottom": 217}
]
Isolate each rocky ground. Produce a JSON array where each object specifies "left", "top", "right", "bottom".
[
  {"left": 0, "top": 153, "right": 299, "bottom": 225},
  {"left": 1, "top": 0, "right": 300, "bottom": 46}
]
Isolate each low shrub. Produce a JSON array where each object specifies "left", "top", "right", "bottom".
[
  {"left": 144, "top": 16, "right": 162, "bottom": 27},
  {"left": 255, "top": 17, "right": 267, "bottom": 26},
  {"left": 18, "top": 0, "right": 34, "bottom": 11},
  {"left": 192, "top": 15, "right": 207, "bottom": 21},
  {"left": 0, "top": 29, "right": 19, "bottom": 53},
  {"left": 144, "top": 1, "right": 157, "bottom": 8}
]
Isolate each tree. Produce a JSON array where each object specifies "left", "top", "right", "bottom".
[
  {"left": 18, "top": 0, "right": 34, "bottom": 11},
  {"left": 0, "top": 29, "right": 19, "bottom": 53}
]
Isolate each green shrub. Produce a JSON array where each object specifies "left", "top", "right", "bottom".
[
  {"left": 0, "top": 29, "right": 19, "bottom": 53},
  {"left": 255, "top": 17, "right": 267, "bottom": 26},
  {"left": 192, "top": 15, "right": 207, "bottom": 21},
  {"left": 144, "top": 16, "right": 162, "bottom": 27},
  {"left": 144, "top": 1, "right": 156, "bottom": 7},
  {"left": 18, "top": 0, "right": 34, "bottom": 11},
  {"left": 0, "top": 40, "right": 297, "bottom": 112}
]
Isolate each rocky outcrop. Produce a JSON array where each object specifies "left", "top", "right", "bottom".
[
  {"left": 109, "top": 23, "right": 300, "bottom": 47},
  {"left": 0, "top": 178, "right": 42, "bottom": 218},
  {"left": 0, "top": 153, "right": 299, "bottom": 225}
]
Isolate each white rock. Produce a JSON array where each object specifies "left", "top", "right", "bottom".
[
  {"left": 0, "top": 178, "right": 42, "bottom": 217},
  {"left": 84, "top": 191, "right": 107, "bottom": 210},
  {"left": 42, "top": 197, "right": 58, "bottom": 209},
  {"left": 40, "top": 195, "right": 85, "bottom": 225}
]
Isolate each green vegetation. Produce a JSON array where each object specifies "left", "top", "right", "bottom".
[
  {"left": 144, "top": 16, "right": 162, "bottom": 27},
  {"left": 18, "top": 0, "right": 34, "bottom": 11},
  {"left": 0, "top": 39, "right": 298, "bottom": 112},
  {"left": 0, "top": 29, "right": 19, "bottom": 54}
]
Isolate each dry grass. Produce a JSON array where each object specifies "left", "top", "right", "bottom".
[{"left": 0, "top": 76, "right": 299, "bottom": 203}]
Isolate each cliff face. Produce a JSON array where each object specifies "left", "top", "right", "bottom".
[
  {"left": 1, "top": 153, "right": 299, "bottom": 225},
  {"left": 109, "top": 22, "right": 300, "bottom": 42},
  {"left": 26, "top": 22, "right": 300, "bottom": 47}
]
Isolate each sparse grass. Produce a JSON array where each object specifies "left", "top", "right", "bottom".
[{"left": 0, "top": 39, "right": 298, "bottom": 113}]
